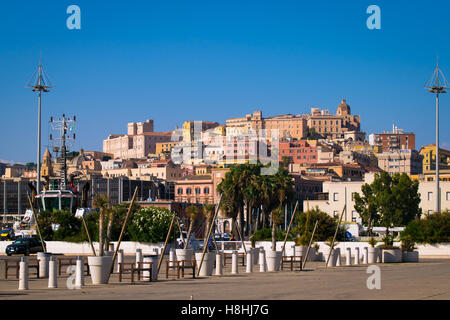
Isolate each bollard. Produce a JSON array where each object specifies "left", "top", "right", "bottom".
[
  {"left": 75, "top": 256, "right": 84, "bottom": 289},
  {"left": 215, "top": 253, "right": 223, "bottom": 276},
  {"left": 354, "top": 247, "right": 360, "bottom": 265},
  {"left": 18, "top": 257, "right": 28, "bottom": 290},
  {"left": 335, "top": 248, "right": 341, "bottom": 266},
  {"left": 135, "top": 248, "right": 143, "bottom": 268},
  {"left": 37, "top": 252, "right": 50, "bottom": 278},
  {"left": 363, "top": 247, "right": 368, "bottom": 264},
  {"left": 231, "top": 250, "right": 238, "bottom": 274},
  {"left": 169, "top": 248, "right": 176, "bottom": 267},
  {"left": 246, "top": 251, "right": 253, "bottom": 273},
  {"left": 116, "top": 249, "right": 124, "bottom": 273},
  {"left": 259, "top": 248, "right": 266, "bottom": 272},
  {"left": 48, "top": 256, "right": 57, "bottom": 288},
  {"left": 346, "top": 248, "right": 352, "bottom": 266}
]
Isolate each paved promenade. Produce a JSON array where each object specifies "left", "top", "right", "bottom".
[{"left": 0, "top": 255, "right": 449, "bottom": 300}]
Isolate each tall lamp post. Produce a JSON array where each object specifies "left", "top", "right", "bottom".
[
  {"left": 425, "top": 59, "right": 449, "bottom": 213},
  {"left": 26, "top": 57, "right": 52, "bottom": 194}
]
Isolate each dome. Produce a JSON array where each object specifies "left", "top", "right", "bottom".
[{"left": 337, "top": 99, "right": 351, "bottom": 116}]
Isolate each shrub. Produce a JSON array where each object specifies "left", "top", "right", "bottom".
[
  {"left": 250, "top": 228, "right": 295, "bottom": 242},
  {"left": 401, "top": 210, "right": 450, "bottom": 244},
  {"left": 128, "top": 206, "right": 178, "bottom": 243}
]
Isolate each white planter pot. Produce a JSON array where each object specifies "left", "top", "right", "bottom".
[
  {"left": 316, "top": 252, "right": 323, "bottom": 261},
  {"left": 88, "top": 256, "right": 113, "bottom": 285},
  {"left": 402, "top": 251, "right": 419, "bottom": 262},
  {"left": 307, "top": 247, "right": 316, "bottom": 261},
  {"left": 195, "top": 252, "right": 215, "bottom": 277},
  {"left": 176, "top": 248, "right": 194, "bottom": 262},
  {"left": 368, "top": 248, "right": 378, "bottom": 264},
  {"left": 324, "top": 248, "right": 338, "bottom": 267},
  {"left": 143, "top": 255, "right": 159, "bottom": 281},
  {"left": 295, "top": 246, "right": 307, "bottom": 258},
  {"left": 382, "top": 249, "right": 402, "bottom": 263},
  {"left": 266, "top": 250, "right": 282, "bottom": 272},
  {"left": 251, "top": 248, "right": 259, "bottom": 265}
]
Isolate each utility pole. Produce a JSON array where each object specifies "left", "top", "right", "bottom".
[
  {"left": 425, "top": 58, "right": 449, "bottom": 213},
  {"left": 26, "top": 56, "right": 52, "bottom": 194}
]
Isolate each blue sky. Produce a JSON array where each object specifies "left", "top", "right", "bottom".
[{"left": 1, "top": 0, "right": 449, "bottom": 163}]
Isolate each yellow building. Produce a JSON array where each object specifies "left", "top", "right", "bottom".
[
  {"left": 420, "top": 144, "right": 450, "bottom": 173},
  {"left": 155, "top": 141, "right": 179, "bottom": 155}
]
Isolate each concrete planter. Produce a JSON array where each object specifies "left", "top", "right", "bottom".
[
  {"left": 88, "top": 256, "right": 113, "bottom": 284},
  {"left": 176, "top": 248, "right": 194, "bottom": 262},
  {"left": 402, "top": 251, "right": 419, "bottom": 262},
  {"left": 266, "top": 250, "right": 282, "bottom": 272},
  {"left": 143, "top": 255, "right": 159, "bottom": 281},
  {"left": 368, "top": 247, "right": 378, "bottom": 264},
  {"left": 382, "top": 249, "right": 402, "bottom": 263},
  {"left": 323, "top": 248, "right": 338, "bottom": 267},
  {"left": 295, "top": 246, "right": 307, "bottom": 258},
  {"left": 195, "top": 252, "right": 215, "bottom": 276}
]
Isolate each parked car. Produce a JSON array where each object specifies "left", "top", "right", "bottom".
[{"left": 5, "top": 237, "right": 46, "bottom": 256}]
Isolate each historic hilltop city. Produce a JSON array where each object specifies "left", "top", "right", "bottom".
[{"left": 0, "top": 2, "right": 449, "bottom": 307}]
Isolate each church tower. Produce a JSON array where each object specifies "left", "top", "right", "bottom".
[
  {"left": 40, "top": 148, "right": 54, "bottom": 178},
  {"left": 337, "top": 99, "right": 351, "bottom": 116}
]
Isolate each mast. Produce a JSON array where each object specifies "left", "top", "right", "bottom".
[
  {"left": 26, "top": 56, "right": 52, "bottom": 194},
  {"left": 425, "top": 57, "right": 449, "bottom": 213}
]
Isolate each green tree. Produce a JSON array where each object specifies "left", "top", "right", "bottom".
[
  {"left": 354, "top": 172, "right": 421, "bottom": 243},
  {"left": 93, "top": 194, "right": 112, "bottom": 256},
  {"left": 128, "top": 207, "right": 178, "bottom": 243},
  {"left": 293, "top": 207, "right": 346, "bottom": 242}
]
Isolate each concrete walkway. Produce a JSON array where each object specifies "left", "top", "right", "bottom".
[{"left": 0, "top": 256, "right": 449, "bottom": 300}]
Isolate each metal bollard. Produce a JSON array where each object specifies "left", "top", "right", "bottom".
[
  {"left": 215, "top": 253, "right": 223, "bottom": 276},
  {"left": 346, "top": 248, "right": 352, "bottom": 266},
  {"left": 231, "top": 250, "right": 238, "bottom": 274},
  {"left": 354, "top": 247, "right": 360, "bottom": 265},
  {"left": 48, "top": 256, "right": 57, "bottom": 288},
  {"left": 75, "top": 256, "right": 84, "bottom": 289},
  {"left": 259, "top": 248, "right": 266, "bottom": 272},
  {"left": 135, "top": 248, "right": 143, "bottom": 268},
  {"left": 246, "top": 251, "right": 253, "bottom": 273},
  {"left": 18, "top": 257, "right": 28, "bottom": 290},
  {"left": 363, "top": 247, "right": 368, "bottom": 264},
  {"left": 116, "top": 249, "right": 124, "bottom": 273}
]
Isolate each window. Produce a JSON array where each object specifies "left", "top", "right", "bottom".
[
  {"left": 177, "top": 188, "right": 183, "bottom": 195},
  {"left": 447, "top": 192, "right": 450, "bottom": 201},
  {"left": 333, "top": 193, "right": 339, "bottom": 201},
  {"left": 186, "top": 188, "right": 192, "bottom": 194},
  {"left": 333, "top": 211, "right": 339, "bottom": 218},
  {"left": 204, "top": 187, "right": 210, "bottom": 194},
  {"left": 428, "top": 192, "right": 433, "bottom": 201},
  {"left": 352, "top": 211, "right": 357, "bottom": 222},
  {"left": 195, "top": 188, "right": 201, "bottom": 194}
]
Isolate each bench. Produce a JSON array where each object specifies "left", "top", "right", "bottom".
[
  {"left": 281, "top": 256, "right": 303, "bottom": 271},
  {"left": 134, "top": 261, "right": 153, "bottom": 282},
  {"left": 223, "top": 252, "right": 246, "bottom": 266},
  {"left": 118, "top": 262, "right": 137, "bottom": 283},
  {"left": 4, "top": 258, "right": 39, "bottom": 279},
  {"left": 165, "top": 260, "right": 181, "bottom": 279},
  {"left": 57, "top": 257, "right": 90, "bottom": 276},
  {"left": 179, "top": 260, "right": 196, "bottom": 279}
]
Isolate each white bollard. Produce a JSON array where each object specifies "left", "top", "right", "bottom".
[
  {"left": 135, "top": 248, "right": 143, "bottom": 268},
  {"left": 335, "top": 248, "right": 341, "bottom": 266},
  {"left": 231, "top": 250, "right": 238, "bottom": 274},
  {"left": 246, "top": 251, "right": 253, "bottom": 273},
  {"left": 169, "top": 248, "right": 176, "bottom": 267},
  {"left": 116, "top": 249, "right": 124, "bottom": 273},
  {"left": 48, "top": 256, "right": 57, "bottom": 288},
  {"left": 346, "top": 248, "right": 352, "bottom": 266},
  {"left": 215, "top": 253, "right": 223, "bottom": 276},
  {"left": 354, "top": 247, "right": 360, "bottom": 265},
  {"left": 18, "top": 257, "right": 28, "bottom": 290},
  {"left": 75, "top": 257, "right": 84, "bottom": 289},
  {"left": 259, "top": 248, "right": 266, "bottom": 272},
  {"left": 37, "top": 252, "right": 50, "bottom": 278},
  {"left": 363, "top": 247, "right": 368, "bottom": 264}
]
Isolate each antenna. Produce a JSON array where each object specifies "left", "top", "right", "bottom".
[
  {"left": 49, "top": 114, "right": 77, "bottom": 191},
  {"left": 425, "top": 57, "right": 448, "bottom": 213},
  {"left": 26, "top": 56, "right": 53, "bottom": 194}
]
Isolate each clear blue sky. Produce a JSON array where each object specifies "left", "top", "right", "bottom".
[{"left": 1, "top": 0, "right": 449, "bottom": 163}]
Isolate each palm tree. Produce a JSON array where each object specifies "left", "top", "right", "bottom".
[
  {"left": 184, "top": 204, "right": 200, "bottom": 249},
  {"left": 203, "top": 202, "right": 216, "bottom": 241},
  {"left": 271, "top": 207, "right": 285, "bottom": 251},
  {"left": 93, "top": 194, "right": 111, "bottom": 256}
]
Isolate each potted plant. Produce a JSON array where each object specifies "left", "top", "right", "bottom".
[
  {"left": 295, "top": 234, "right": 309, "bottom": 259},
  {"left": 176, "top": 205, "right": 199, "bottom": 264},
  {"left": 324, "top": 238, "right": 339, "bottom": 267},
  {"left": 266, "top": 207, "right": 283, "bottom": 272},
  {"left": 313, "top": 243, "right": 322, "bottom": 261},
  {"left": 367, "top": 237, "right": 379, "bottom": 263},
  {"left": 378, "top": 235, "right": 402, "bottom": 263},
  {"left": 88, "top": 194, "right": 114, "bottom": 284},
  {"left": 401, "top": 235, "right": 419, "bottom": 262}
]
